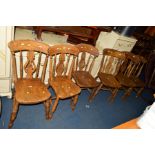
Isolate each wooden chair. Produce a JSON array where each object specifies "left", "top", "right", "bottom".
[
  {"left": 89, "top": 49, "right": 126, "bottom": 102},
  {"left": 116, "top": 52, "right": 147, "bottom": 100},
  {"left": 8, "top": 40, "right": 51, "bottom": 128},
  {"left": 73, "top": 43, "right": 99, "bottom": 92},
  {"left": 48, "top": 44, "right": 81, "bottom": 118}
]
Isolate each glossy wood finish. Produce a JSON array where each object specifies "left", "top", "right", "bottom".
[
  {"left": 8, "top": 40, "right": 51, "bottom": 128},
  {"left": 98, "top": 72, "right": 121, "bottom": 88},
  {"left": 73, "top": 71, "right": 99, "bottom": 88},
  {"left": 73, "top": 44, "right": 99, "bottom": 89},
  {"left": 49, "top": 76, "right": 81, "bottom": 99},
  {"left": 99, "top": 49, "right": 126, "bottom": 75},
  {"left": 48, "top": 44, "right": 81, "bottom": 118},
  {"left": 116, "top": 52, "right": 147, "bottom": 100},
  {"left": 15, "top": 79, "right": 50, "bottom": 103},
  {"left": 33, "top": 26, "right": 112, "bottom": 45},
  {"left": 113, "top": 118, "right": 140, "bottom": 129},
  {"left": 89, "top": 49, "right": 126, "bottom": 102}
]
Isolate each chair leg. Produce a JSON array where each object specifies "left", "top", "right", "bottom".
[
  {"left": 8, "top": 98, "right": 19, "bottom": 128},
  {"left": 70, "top": 95, "right": 79, "bottom": 112},
  {"left": 44, "top": 99, "right": 51, "bottom": 120},
  {"left": 108, "top": 88, "right": 119, "bottom": 103},
  {"left": 122, "top": 87, "right": 133, "bottom": 100},
  {"left": 49, "top": 97, "right": 59, "bottom": 119},
  {"left": 89, "top": 83, "right": 103, "bottom": 102},
  {"left": 136, "top": 87, "right": 144, "bottom": 98}
]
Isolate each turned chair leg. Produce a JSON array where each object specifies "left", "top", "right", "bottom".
[
  {"left": 122, "top": 87, "right": 133, "bottom": 101},
  {"left": 49, "top": 97, "right": 59, "bottom": 119},
  {"left": 70, "top": 95, "right": 79, "bottom": 112},
  {"left": 136, "top": 87, "right": 144, "bottom": 98},
  {"left": 8, "top": 98, "right": 19, "bottom": 128},
  {"left": 44, "top": 99, "right": 51, "bottom": 120},
  {"left": 89, "top": 83, "right": 103, "bottom": 102},
  {"left": 108, "top": 88, "right": 119, "bottom": 103}
]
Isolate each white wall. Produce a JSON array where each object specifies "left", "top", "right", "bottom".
[{"left": 0, "top": 26, "right": 14, "bottom": 97}]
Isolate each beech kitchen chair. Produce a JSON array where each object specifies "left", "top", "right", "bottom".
[
  {"left": 48, "top": 44, "right": 81, "bottom": 119},
  {"left": 89, "top": 49, "right": 126, "bottom": 102},
  {"left": 73, "top": 43, "right": 99, "bottom": 92},
  {"left": 116, "top": 52, "right": 147, "bottom": 99},
  {"left": 8, "top": 40, "right": 51, "bottom": 128}
]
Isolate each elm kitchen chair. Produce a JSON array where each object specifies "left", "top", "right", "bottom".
[
  {"left": 73, "top": 43, "right": 99, "bottom": 94},
  {"left": 89, "top": 49, "right": 126, "bottom": 102},
  {"left": 116, "top": 52, "right": 147, "bottom": 100},
  {"left": 8, "top": 40, "right": 51, "bottom": 128},
  {"left": 48, "top": 44, "right": 81, "bottom": 119}
]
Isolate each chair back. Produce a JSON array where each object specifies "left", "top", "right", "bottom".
[
  {"left": 75, "top": 43, "right": 99, "bottom": 74},
  {"left": 8, "top": 40, "right": 49, "bottom": 84},
  {"left": 48, "top": 44, "right": 79, "bottom": 80},
  {"left": 99, "top": 49, "right": 126, "bottom": 75},
  {"left": 121, "top": 52, "right": 147, "bottom": 78}
]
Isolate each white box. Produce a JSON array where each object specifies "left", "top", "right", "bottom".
[
  {"left": 96, "top": 31, "right": 137, "bottom": 52},
  {"left": 137, "top": 102, "right": 155, "bottom": 129}
]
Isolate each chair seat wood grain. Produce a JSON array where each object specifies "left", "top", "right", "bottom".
[
  {"left": 116, "top": 73, "right": 136, "bottom": 87},
  {"left": 133, "top": 77, "right": 145, "bottom": 87},
  {"left": 15, "top": 78, "right": 51, "bottom": 104},
  {"left": 73, "top": 71, "right": 99, "bottom": 88},
  {"left": 49, "top": 76, "right": 81, "bottom": 99},
  {"left": 98, "top": 72, "right": 121, "bottom": 88}
]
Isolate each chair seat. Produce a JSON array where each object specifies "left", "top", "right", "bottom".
[
  {"left": 133, "top": 77, "right": 145, "bottom": 87},
  {"left": 98, "top": 72, "right": 121, "bottom": 88},
  {"left": 73, "top": 71, "right": 99, "bottom": 88},
  {"left": 49, "top": 76, "right": 81, "bottom": 99},
  {"left": 15, "top": 78, "right": 51, "bottom": 104},
  {"left": 116, "top": 73, "right": 136, "bottom": 87}
]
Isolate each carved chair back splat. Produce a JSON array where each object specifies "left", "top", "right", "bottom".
[
  {"left": 49, "top": 44, "right": 80, "bottom": 81},
  {"left": 9, "top": 40, "right": 50, "bottom": 83},
  {"left": 75, "top": 43, "right": 99, "bottom": 73}
]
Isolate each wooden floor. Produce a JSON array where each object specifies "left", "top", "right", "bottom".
[{"left": 113, "top": 118, "right": 140, "bottom": 129}]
